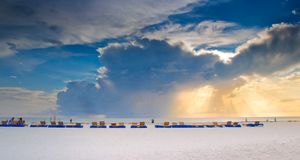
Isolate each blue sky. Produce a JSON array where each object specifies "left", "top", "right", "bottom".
[{"left": 0, "top": 0, "right": 300, "bottom": 117}]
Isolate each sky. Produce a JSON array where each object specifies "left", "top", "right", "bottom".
[{"left": 0, "top": 0, "right": 300, "bottom": 118}]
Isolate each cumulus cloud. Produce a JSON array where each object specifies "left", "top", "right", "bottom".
[
  {"left": 57, "top": 39, "right": 220, "bottom": 116},
  {"left": 0, "top": 0, "right": 201, "bottom": 57},
  {"left": 0, "top": 87, "right": 56, "bottom": 116},
  {"left": 57, "top": 23, "right": 300, "bottom": 117},
  {"left": 216, "top": 23, "right": 300, "bottom": 78}
]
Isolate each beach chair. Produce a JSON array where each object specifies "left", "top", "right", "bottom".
[
  {"left": 48, "top": 121, "right": 65, "bottom": 128},
  {"left": 131, "top": 122, "right": 147, "bottom": 128},
  {"left": 0, "top": 120, "right": 8, "bottom": 127},
  {"left": 155, "top": 122, "right": 171, "bottom": 128},
  {"left": 245, "top": 121, "right": 264, "bottom": 127},
  {"left": 213, "top": 122, "right": 223, "bottom": 127},
  {"left": 233, "top": 122, "right": 241, "bottom": 127},
  {"left": 192, "top": 123, "right": 205, "bottom": 128},
  {"left": 90, "top": 122, "right": 98, "bottom": 128},
  {"left": 109, "top": 122, "right": 126, "bottom": 128},
  {"left": 130, "top": 122, "right": 138, "bottom": 128},
  {"left": 30, "top": 121, "right": 48, "bottom": 128},
  {"left": 66, "top": 122, "right": 83, "bottom": 128},
  {"left": 225, "top": 121, "right": 241, "bottom": 127},
  {"left": 225, "top": 121, "right": 233, "bottom": 127},
  {"left": 90, "top": 121, "right": 106, "bottom": 128},
  {"left": 8, "top": 119, "right": 26, "bottom": 127},
  {"left": 205, "top": 123, "right": 216, "bottom": 128},
  {"left": 98, "top": 121, "right": 107, "bottom": 128},
  {"left": 139, "top": 122, "right": 147, "bottom": 128}
]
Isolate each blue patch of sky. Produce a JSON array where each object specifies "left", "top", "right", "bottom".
[
  {"left": 168, "top": 0, "right": 300, "bottom": 27},
  {"left": 0, "top": 44, "right": 101, "bottom": 91}
]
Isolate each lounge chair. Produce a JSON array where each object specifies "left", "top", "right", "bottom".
[
  {"left": 191, "top": 123, "right": 205, "bottom": 128},
  {"left": 225, "top": 121, "right": 241, "bottom": 127},
  {"left": 30, "top": 121, "right": 48, "bottom": 127},
  {"left": 155, "top": 122, "right": 171, "bottom": 128},
  {"left": 109, "top": 122, "right": 126, "bottom": 128},
  {"left": 48, "top": 121, "right": 66, "bottom": 128},
  {"left": 213, "top": 122, "right": 223, "bottom": 127},
  {"left": 245, "top": 121, "right": 264, "bottom": 127},
  {"left": 99, "top": 121, "right": 107, "bottom": 128},
  {"left": 0, "top": 120, "right": 8, "bottom": 127},
  {"left": 90, "top": 122, "right": 98, "bottom": 128},
  {"left": 2, "top": 119, "right": 26, "bottom": 127},
  {"left": 66, "top": 122, "right": 83, "bottom": 128},
  {"left": 169, "top": 122, "right": 189, "bottom": 128},
  {"left": 205, "top": 123, "right": 216, "bottom": 128},
  {"left": 90, "top": 121, "right": 107, "bottom": 128},
  {"left": 131, "top": 122, "right": 147, "bottom": 128}
]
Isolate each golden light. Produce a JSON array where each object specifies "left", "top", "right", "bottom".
[{"left": 172, "top": 73, "right": 300, "bottom": 118}]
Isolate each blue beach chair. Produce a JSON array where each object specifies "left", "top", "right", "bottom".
[
  {"left": 109, "top": 122, "right": 126, "bottom": 128},
  {"left": 245, "top": 121, "right": 264, "bottom": 127},
  {"left": 90, "top": 121, "right": 107, "bottom": 128},
  {"left": 66, "top": 122, "right": 83, "bottom": 128},
  {"left": 155, "top": 122, "right": 172, "bottom": 128},
  {"left": 131, "top": 122, "right": 147, "bottom": 128},
  {"left": 48, "top": 121, "right": 66, "bottom": 128},
  {"left": 30, "top": 121, "right": 48, "bottom": 128}
]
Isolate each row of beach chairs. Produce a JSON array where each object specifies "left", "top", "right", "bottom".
[
  {"left": 0, "top": 120, "right": 26, "bottom": 127},
  {"left": 30, "top": 121, "right": 83, "bottom": 128},
  {"left": 0, "top": 120, "right": 264, "bottom": 128},
  {"left": 90, "top": 121, "right": 147, "bottom": 128},
  {"left": 155, "top": 121, "right": 244, "bottom": 128}
]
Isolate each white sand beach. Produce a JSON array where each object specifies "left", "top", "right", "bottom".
[{"left": 0, "top": 122, "right": 299, "bottom": 160}]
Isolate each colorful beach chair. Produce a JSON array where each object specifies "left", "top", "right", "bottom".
[
  {"left": 109, "top": 122, "right": 126, "bottom": 128},
  {"left": 171, "top": 122, "right": 193, "bottom": 128},
  {"left": 225, "top": 121, "right": 241, "bottom": 128},
  {"left": 90, "top": 121, "right": 107, "bottom": 128},
  {"left": 66, "top": 122, "right": 83, "bottom": 128},
  {"left": 245, "top": 121, "right": 264, "bottom": 127},
  {"left": 48, "top": 121, "right": 66, "bottom": 128},
  {"left": 30, "top": 121, "right": 48, "bottom": 127},
  {"left": 155, "top": 122, "right": 172, "bottom": 128},
  {"left": 191, "top": 123, "right": 205, "bottom": 128},
  {"left": 0, "top": 118, "right": 26, "bottom": 127},
  {"left": 131, "top": 122, "right": 147, "bottom": 128}
]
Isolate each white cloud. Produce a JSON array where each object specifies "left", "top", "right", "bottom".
[
  {"left": 97, "top": 66, "right": 108, "bottom": 79},
  {"left": 292, "top": 9, "right": 298, "bottom": 15},
  {"left": 0, "top": 0, "right": 202, "bottom": 57},
  {"left": 196, "top": 49, "right": 235, "bottom": 63},
  {"left": 141, "top": 20, "right": 259, "bottom": 56},
  {"left": 0, "top": 87, "right": 57, "bottom": 116}
]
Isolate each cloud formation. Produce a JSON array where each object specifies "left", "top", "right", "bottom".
[
  {"left": 0, "top": 0, "right": 200, "bottom": 57},
  {"left": 58, "top": 39, "right": 220, "bottom": 116},
  {"left": 216, "top": 23, "right": 300, "bottom": 78},
  {"left": 57, "top": 23, "right": 300, "bottom": 117},
  {"left": 141, "top": 20, "right": 259, "bottom": 59},
  {"left": 0, "top": 87, "right": 56, "bottom": 116}
]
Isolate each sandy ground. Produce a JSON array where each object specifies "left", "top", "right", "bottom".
[{"left": 0, "top": 122, "right": 299, "bottom": 160}]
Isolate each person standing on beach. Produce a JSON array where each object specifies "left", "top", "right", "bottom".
[{"left": 151, "top": 119, "right": 154, "bottom": 124}]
